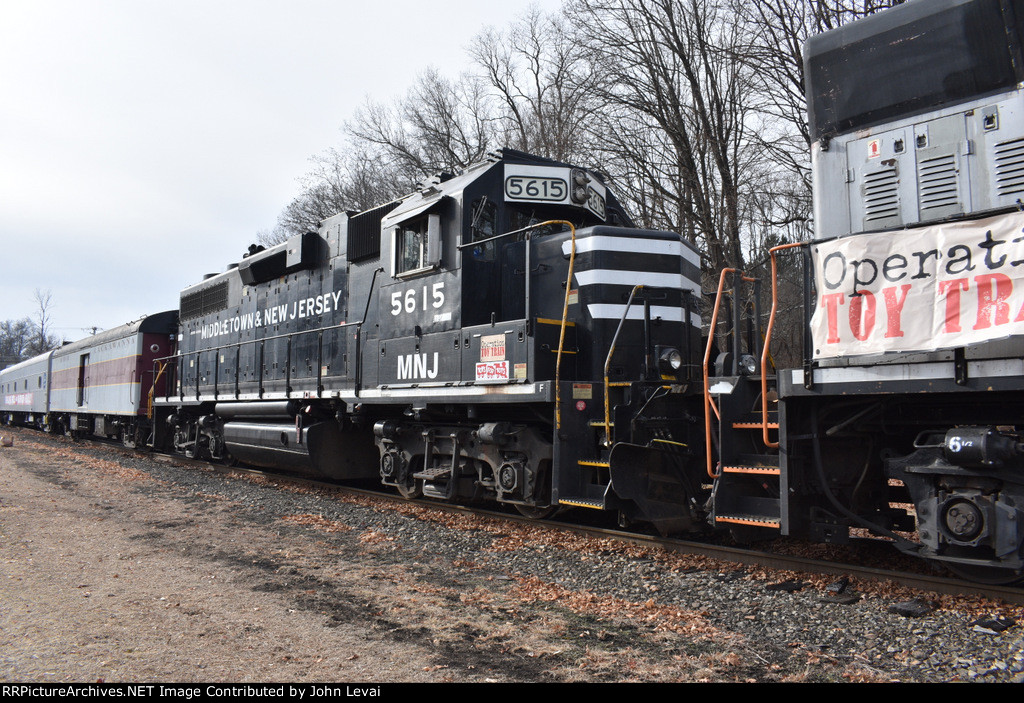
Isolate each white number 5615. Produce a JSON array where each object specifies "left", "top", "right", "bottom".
[{"left": 391, "top": 282, "right": 445, "bottom": 316}]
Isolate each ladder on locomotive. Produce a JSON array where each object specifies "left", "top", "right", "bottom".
[
  {"left": 544, "top": 220, "right": 698, "bottom": 513},
  {"left": 560, "top": 283, "right": 683, "bottom": 511},
  {"left": 705, "top": 243, "right": 805, "bottom": 534}
]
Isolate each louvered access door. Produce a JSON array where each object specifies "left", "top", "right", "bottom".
[
  {"left": 913, "top": 114, "right": 970, "bottom": 222},
  {"left": 846, "top": 114, "right": 971, "bottom": 234}
]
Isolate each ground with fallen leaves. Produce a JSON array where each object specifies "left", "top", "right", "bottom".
[{"left": 0, "top": 427, "right": 1019, "bottom": 683}]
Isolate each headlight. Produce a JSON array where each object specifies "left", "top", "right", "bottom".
[
  {"left": 658, "top": 347, "right": 684, "bottom": 373},
  {"left": 739, "top": 354, "right": 757, "bottom": 376}
]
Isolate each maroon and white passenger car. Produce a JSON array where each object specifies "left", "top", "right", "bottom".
[
  {"left": 0, "top": 351, "right": 54, "bottom": 427},
  {"left": 1, "top": 311, "right": 178, "bottom": 445}
]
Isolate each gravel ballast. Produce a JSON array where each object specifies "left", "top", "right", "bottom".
[{"left": 1, "top": 427, "right": 1022, "bottom": 683}]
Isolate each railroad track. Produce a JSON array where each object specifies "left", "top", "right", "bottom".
[
  {"left": 154, "top": 448, "right": 1024, "bottom": 605},
  {"left": 18, "top": 428, "right": 1024, "bottom": 605}
]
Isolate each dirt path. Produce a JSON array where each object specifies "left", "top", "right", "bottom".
[
  {"left": 0, "top": 432, "right": 469, "bottom": 682},
  {"left": 2, "top": 429, "right": 702, "bottom": 683}
]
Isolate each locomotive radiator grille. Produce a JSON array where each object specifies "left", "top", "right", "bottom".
[
  {"left": 861, "top": 166, "right": 900, "bottom": 222},
  {"left": 917, "top": 153, "right": 960, "bottom": 213},
  {"left": 994, "top": 137, "right": 1024, "bottom": 197},
  {"left": 180, "top": 281, "right": 229, "bottom": 322}
]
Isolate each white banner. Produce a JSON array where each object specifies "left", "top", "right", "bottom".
[{"left": 810, "top": 211, "right": 1024, "bottom": 359}]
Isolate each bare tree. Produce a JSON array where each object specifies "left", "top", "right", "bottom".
[
  {"left": 260, "top": 0, "right": 905, "bottom": 266},
  {"left": 259, "top": 69, "right": 497, "bottom": 248},
  {"left": 567, "top": 0, "right": 757, "bottom": 273},
  {"left": 347, "top": 68, "right": 494, "bottom": 181},
  {"left": 470, "top": 8, "right": 600, "bottom": 163},
  {"left": 254, "top": 227, "right": 285, "bottom": 248},
  {"left": 264, "top": 7, "right": 604, "bottom": 245},
  {"left": 261, "top": 146, "right": 410, "bottom": 246},
  {"left": 735, "top": 0, "right": 905, "bottom": 201},
  {"left": 0, "top": 318, "right": 34, "bottom": 369},
  {"left": 28, "top": 289, "right": 61, "bottom": 356},
  {"left": 725, "top": 0, "right": 904, "bottom": 365}
]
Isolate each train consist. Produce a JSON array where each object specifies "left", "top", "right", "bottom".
[{"left": 5, "top": 0, "right": 1024, "bottom": 583}]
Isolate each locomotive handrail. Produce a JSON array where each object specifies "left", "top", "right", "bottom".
[
  {"left": 547, "top": 220, "right": 577, "bottom": 432},
  {"left": 146, "top": 360, "right": 170, "bottom": 419},
  {"left": 455, "top": 221, "right": 563, "bottom": 250},
  {"left": 463, "top": 218, "right": 579, "bottom": 430},
  {"left": 153, "top": 324, "right": 356, "bottom": 402},
  {"left": 703, "top": 268, "right": 755, "bottom": 479},
  {"left": 461, "top": 220, "right": 576, "bottom": 344},
  {"left": 155, "top": 316, "right": 369, "bottom": 366},
  {"left": 602, "top": 284, "right": 645, "bottom": 443},
  {"left": 760, "top": 242, "right": 808, "bottom": 448},
  {"left": 704, "top": 269, "right": 734, "bottom": 479}
]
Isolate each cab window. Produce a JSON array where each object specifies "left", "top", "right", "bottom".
[
  {"left": 393, "top": 213, "right": 441, "bottom": 277},
  {"left": 396, "top": 218, "right": 429, "bottom": 274}
]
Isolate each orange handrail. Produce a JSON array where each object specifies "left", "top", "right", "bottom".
[
  {"left": 759, "top": 242, "right": 808, "bottom": 448},
  {"left": 703, "top": 267, "right": 761, "bottom": 479},
  {"left": 147, "top": 360, "right": 169, "bottom": 420}
]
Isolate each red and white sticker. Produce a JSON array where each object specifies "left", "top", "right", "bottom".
[
  {"left": 3, "top": 393, "right": 33, "bottom": 406},
  {"left": 575, "top": 400, "right": 586, "bottom": 411},
  {"left": 475, "top": 361, "right": 509, "bottom": 382},
  {"left": 867, "top": 139, "right": 881, "bottom": 158}
]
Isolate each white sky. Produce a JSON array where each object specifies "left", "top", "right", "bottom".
[{"left": 0, "top": 0, "right": 561, "bottom": 341}]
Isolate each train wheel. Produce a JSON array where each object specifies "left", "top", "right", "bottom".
[
  {"left": 514, "top": 504, "right": 557, "bottom": 520},
  {"left": 397, "top": 481, "right": 422, "bottom": 500},
  {"left": 945, "top": 562, "right": 1024, "bottom": 585}
]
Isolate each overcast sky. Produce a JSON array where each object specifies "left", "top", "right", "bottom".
[{"left": 0, "top": 0, "right": 561, "bottom": 342}]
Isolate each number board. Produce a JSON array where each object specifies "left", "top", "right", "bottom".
[{"left": 503, "top": 164, "right": 607, "bottom": 220}]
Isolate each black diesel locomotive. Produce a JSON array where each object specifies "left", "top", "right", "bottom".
[{"left": 155, "top": 150, "right": 706, "bottom": 529}]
